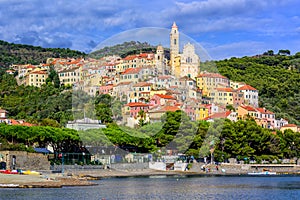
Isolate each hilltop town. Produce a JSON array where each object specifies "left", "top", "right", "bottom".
[{"left": 3, "top": 22, "right": 296, "bottom": 133}]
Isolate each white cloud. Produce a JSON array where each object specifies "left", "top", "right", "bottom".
[
  {"left": 205, "top": 41, "right": 266, "bottom": 60},
  {"left": 0, "top": 0, "right": 299, "bottom": 59}
]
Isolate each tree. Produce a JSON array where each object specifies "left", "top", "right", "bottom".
[
  {"left": 137, "top": 109, "right": 147, "bottom": 127},
  {"left": 46, "top": 65, "right": 60, "bottom": 88}
]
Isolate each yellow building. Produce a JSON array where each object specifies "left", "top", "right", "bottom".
[
  {"left": 173, "top": 55, "right": 181, "bottom": 78},
  {"left": 237, "top": 105, "right": 257, "bottom": 120},
  {"left": 212, "top": 88, "right": 234, "bottom": 106},
  {"left": 196, "top": 72, "right": 230, "bottom": 96},
  {"left": 58, "top": 66, "right": 82, "bottom": 86},
  {"left": 150, "top": 90, "right": 167, "bottom": 98},
  {"left": 128, "top": 82, "right": 152, "bottom": 103},
  {"left": 119, "top": 67, "right": 142, "bottom": 83},
  {"left": 230, "top": 81, "right": 246, "bottom": 90},
  {"left": 26, "top": 70, "right": 48, "bottom": 87},
  {"left": 170, "top": 22, "right": 179, "bottom": 74},
  {"left": 195, "top": 105, "right": 209, "bottom": 120},
  {"left": 280, "top": 124, "right": 299, "bottom": 133}
]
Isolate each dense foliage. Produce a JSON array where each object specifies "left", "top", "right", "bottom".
[
  {"left": 1, "top": 109, "right": 299, "bottom": 163},
  {"left": 0, "top": 71, "right": 73, "bottom": 125},
  {"left": 77, "top": 111, "right": 300, "bottom": 163},
  {"left": 202, "top": 51, "right": 300, "bottom": 124},
  {"left": 0, "top": 124, "right": 81, "bottom": 154},
  {"left": 89, "top": 41, "right": 157, "bottom": 58},
  {"left": 0, "top": 40, "right": 85, "bottom": 68}
]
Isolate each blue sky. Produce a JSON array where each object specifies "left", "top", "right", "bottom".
[{"left": 0, "top": 0, "right": 300, "bottom": 60}]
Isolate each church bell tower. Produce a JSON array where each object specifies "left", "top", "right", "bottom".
[{"left": 170, "top": 22, "right": 180, "bottom": 76}]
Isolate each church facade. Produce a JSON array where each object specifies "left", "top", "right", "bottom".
[{"left": 168, "top": 22, "right": 200, "bottom": 80}]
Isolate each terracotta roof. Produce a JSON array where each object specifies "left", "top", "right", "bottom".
[
  {"left": 197, "top": 73, "right": 227, "bottom": 79},
  {"left": 281, "top": 124, "right": 298, "bottom": 128},
  {"left": 133, "top": 82, "right": 152, "bottom": 87},
  {"left": 116, "top": 81, "right": 132, "bottom": 86},
  {"left": 125, "top": 102, "right": 149, "bottom": 107},
  {"left": 124, "top": 55, "right": 138, "bottom": 61},
  {"left": 161, "top": 106, "right": 180, "bottom": 112},
  {"left": 139, "top": 53, "right": 149, "bottom": 58},
  {"left": 150, "top": 106, "right": 180, "bottom": 113},
  {"left": 30, "top": 71, "right": 48, "bottom": 75},
  {"left": 240, "top": 105, "right": 256, "bottom": 112},
  {"left": 256, "top": 108, "right": 274, "bottom": 114},
  {"left": 10, "top": 119, "right": 34, "bottom": 126},
  {"left": 121, "top": 67, "right": 142, "bottom": 75},
  {"left": 216, "top": 88, "right": 233, "bottom": 92},
  {"left": 204, "top": 111, "right": 232, "bottom": 120},
  {"left": 26, "top": 65, "right": 36, "bottom": 68},
  {"left": 158, "top": 75, "right": 173, "bottom": 80},
  {"left": 237, "top": 85, "right": 257, "bottom": 91},
  {"left": 154, "top": 94, "right": 176, "bottom": 99}
]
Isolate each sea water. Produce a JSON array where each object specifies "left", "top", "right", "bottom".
[{"left": 1, "top": 175, "right": 300, "bottom": 200}]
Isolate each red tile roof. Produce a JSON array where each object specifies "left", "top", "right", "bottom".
[
  {"left": 160, "top": 106, "right": 180, "bottom": 112},
  {"left": 116, "top": 81, "right": 132, "bottom": 86},
  {"left": 281, "top": 124, "right": 298, "bottom": 128},
  {"left": 133, "top": 82, "right": 152, "bottom": 87},
  {"left": 150, "top": 106, "right": 180, "bottom": 113},
  {"left": 10, "top": 119, "right": 34, "bottom": 126},
  {"left": 197, "top": 73, "right": 227, "bottom": 79},
  {"left": 124, "top": 55, "right": 138, "bottom": 61},
  {"left": 125, "top": 102, "right": 149, "bottom": 107},
  {"left": 30, "top": 71, "right": 48, "bottom": 75},
  {"left": 154, "top": 94, "right": 176, "bottom": 99},
  {"left": 204, "top": 111, "right": 232, "bottom": 120},
  {"left": 121, "top": 67, "right": 142, "bottom": 75},
  {"left": 216, "top": 88, "right": 233, "bottom": 92},
  {"left": 240, "top": 105, "right": 256, "bottom": 112},
  {"left": 256, "top": 108, "right": 274, "bottom": 114},
  {"left": 237, "top": 85, "right": 257, "bottom": 91}
]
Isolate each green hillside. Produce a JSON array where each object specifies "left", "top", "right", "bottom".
[
  {"left": 0, "top": 40, "right": 86, "bottom": 68},
  {"left": 210, "top": 51, "right": 300, "bottom": 124},
  {"left": 89, "top": 41, "right": 158, "bottom": 58}
]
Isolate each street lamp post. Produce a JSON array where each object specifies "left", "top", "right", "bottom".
[{"left": 61, "top": 153, "right": 64, "bottom": 175}]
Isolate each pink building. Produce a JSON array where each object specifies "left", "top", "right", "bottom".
[
  {"left": 150, "top": 94, "right": 177, "bottom": 107},
  {"left": 124, "top": 102, "right": 149, "bottom": 118},
  {"left": 184, "top": 105, "right": 196, "bottom": 121},
  {"left": 99, "top": 85, "right": 113, "bottom": 95},
  {"left": 255, "top": 107, "right": 275, "bottom": 128}
]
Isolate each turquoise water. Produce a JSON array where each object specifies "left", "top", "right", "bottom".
[{"left": 1, "top": 175, "right": 300, "bottom": 200}]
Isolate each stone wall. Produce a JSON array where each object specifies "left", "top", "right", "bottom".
[
  {"left": 111, "top": 162, "right": 149, "bottom": 171},
  {"left": 0, "top": 151, "right": 50, "bottom": 170}
]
